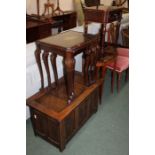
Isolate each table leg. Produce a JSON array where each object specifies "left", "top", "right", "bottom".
[
  {"left": 35, "top": 46, "right": 44, "bottom": 90},
  {"left": 50, "top": 53, "right": 58, "bottom": 88},
  {"left": 83, "top": 48, "right": 91, "bottom": 86},
  {"left": 43, "top": 51, "right": 51, "bottom": 88},
  {"left": 63, "top": 53, "right": 75, "bottom": 104}
]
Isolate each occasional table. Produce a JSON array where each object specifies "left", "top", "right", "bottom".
[
  {"left": 83, "top": 5, "right": 123, "bottom": 55},
  {"left": 35, "top": 30, "right": 99, "bottom": 103}
]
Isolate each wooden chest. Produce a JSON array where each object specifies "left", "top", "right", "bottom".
[{"left": 27, "top": 72, "right": 102, "bottom": 151}]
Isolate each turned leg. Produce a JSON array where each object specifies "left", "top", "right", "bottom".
[
  {"left": 63, "top": 53, "right": 75, "bottom": 104},
  {"left": 82, "top": 52, "right": 86, "bottom": 77},
  {"left": 35, "top": 45, "right": 44, "bottom": 90},
  {"left": 84, "top": 48, "right": 91, "bottom": 86},
  {"left": 89, "top": 48, "right": 95, "bottom": 84},
  {"left": 42, "top": 51, "right": 51, "bottom": 88},
  {"left": 90, "top": 43, "right": 98, "bottom": 84},
  {"left": 117, "top": 72, "right": 122, "bottom": 93},
  {"left": 50, "top": 53, "right": 58, "bottom": 88}
]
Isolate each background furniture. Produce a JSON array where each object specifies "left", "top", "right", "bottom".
[
  {"left": 26, "top": 15, "right": 52, "bottom": 43},
  {"left": 42, "top": 0, "right": 55, "bottom": 18},
  {"left": 83, "top": 0, "right": 101, "bottom": 7},
  {"left": 26, "top": 11, "right": 77, "bottom": 43},
  {"left": 83, "top": 5, "right": 123, "bottom": 56},
  {"left": 53, "top": 0, "right": 64, "bottom": 15},
  {"left": 52, "top": 11, "right": 77, "bottom": 30}
]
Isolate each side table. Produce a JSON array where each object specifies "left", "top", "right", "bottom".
[
  {"left": 83, "top": 5, "right": 123, "bottom": 55},
  {"left": 35, "top": 30, "right": 99, "bottom": 103}
]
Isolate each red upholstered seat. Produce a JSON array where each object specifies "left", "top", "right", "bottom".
[
  {"left": 117, "top": 48, "right": 129, "bottom": 57},
  {"left": 106, "top": 47, "right": 129, "bottom": 93},
  {"left": 107, "top": 55, "right": 129, "bottom": 72}
]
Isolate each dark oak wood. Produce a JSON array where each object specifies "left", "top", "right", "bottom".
[
  {"left": 26, "top": 15, "right": 63, "bottom": 43},
  {"left": 26, "top": 16, "right": 51, "bottom": 43},
  {"left": 27, "top": 72, "right": 102, "bottom": 151},
  {"left": 83, "top": 5, "right": 123, "bottom": 56},
  {"left": 52, "top": 11, "right": 77, "bottom": 31},
  {"left": 83, "top": 6, "right": 123, "bottom": 102},
  {"left": 35, "top": 30, "right": 99, "bottom": 103},
  {"left": 50, "top": 53, "right": 58, "bottom": 87},
  {"left": 84, "top": 0, "right": 100, "bottom": 7}
]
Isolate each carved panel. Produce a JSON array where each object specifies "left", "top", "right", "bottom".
[
  {"left": 78, "top": 98, "right": 89, "bottom": 126},
  {"left": 64, "top": 111, "right": 76, "bottom": 140}
]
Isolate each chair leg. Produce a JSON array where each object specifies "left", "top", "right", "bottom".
[
  {"left": 98, "top": 66, "right": 107, "bottom": 104},
  {"left": 125, "top": 68, "right": 129, "bottom": 82},
  {"left": 117, "top": 72, "right": 122, "bottom": 93},
  {"left": 111, "top": 69, "right": 115, "bottom": 93}
]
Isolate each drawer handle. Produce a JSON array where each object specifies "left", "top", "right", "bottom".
[{"left": 34, "top": 114, "right": 37, "bottom": 119}]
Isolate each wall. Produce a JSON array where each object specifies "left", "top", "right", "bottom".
[
  {"left": 26, "top": 0, "right": 74, "bottom": 15},
  {"left": 26, "top": 0, "right": 128, "bottom": 15}
]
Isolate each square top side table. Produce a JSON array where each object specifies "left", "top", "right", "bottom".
[
  {"left": 83, "top": 6, "right": 123, "bottom": 55},
  {"left": 35, "top": 30, "right": 99, "bottom": 103}
]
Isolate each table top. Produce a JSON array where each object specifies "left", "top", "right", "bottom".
[
  {"left": 26, "top": 18, "right": 49, "bottom": 29},
  {"left": 37, "top": 31, "right": 98, "bottom": 51}
]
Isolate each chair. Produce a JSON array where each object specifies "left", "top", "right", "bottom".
[
  {"left": 42, "top": 0, "right": 54, "bottom": 21},
  {"left": 96, "top": 22, "right": 129, "bottom": 102},
  {"left": 122, "top": 26, "right": 129, "bottom": 47},
  {"left": 106, "top": 47, "right": 129, "bottom": 93}
]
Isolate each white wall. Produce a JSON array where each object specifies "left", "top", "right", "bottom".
[
  {"left": 26, "top": 0, "right": 74, "bottom": 15},
  {"left": 26, "top": 0, "right": 128, "bottom": 15}
]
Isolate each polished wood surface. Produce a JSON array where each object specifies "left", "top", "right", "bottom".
[
  {"left": 84, "top": 0, "right": 100, "bottom": 7},
  {"left": 52, "top": 11, "right": 77, "bottom": 30},
  {"left": 26, "top": 11, "right": 76, "bottom": 43},
  {"left": 27, "top": 72, "right": 102, "bottom": 151},
  {"left": 26, "top": 16, "right": 51, "bottom": 43},
  {"left": 35, "top": 31, "right": 99, "bottom": 103}
]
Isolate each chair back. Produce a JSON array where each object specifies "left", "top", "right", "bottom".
[
  {"left": 81, "top": 0, "right": 100, "bottom": 7},
  {"left": 106, "top": 22, "right": 120, "bottom": 46},
  {"left": 121, "top": 27, "right": 129, "bottom": 47}
]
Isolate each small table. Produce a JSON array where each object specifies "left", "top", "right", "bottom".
[
  {"left": 83, "top": 6, "right": 123, "bottom": 55},
  {"left": 35, "top": 31, "right": 99, "bottom": 103}
]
